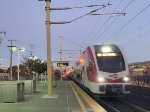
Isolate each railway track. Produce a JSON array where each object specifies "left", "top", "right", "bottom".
[
  {"left": 71, "top": 78, "right": 150, "bottom": 112},
  {"left": 94, "top": 96, "right": 149, "bottom": 112}
]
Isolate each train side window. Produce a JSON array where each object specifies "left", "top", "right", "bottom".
[
  {"left": 82, "top": 66, "right": 85, "bottom": 73},
  {"left": 89, "top": 62, "right": 92, "bottom": 71},
  {"left": 87, "top": 61, "right": 92, "bottom": 72}
]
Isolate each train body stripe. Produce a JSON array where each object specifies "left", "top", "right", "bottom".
[{"left": 87, "top": 46, "right": 98, "bottom": 82}]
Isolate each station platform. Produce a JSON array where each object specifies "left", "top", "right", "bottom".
[{"left": 0, "top": 80, "right": 106, "bottom": 112}]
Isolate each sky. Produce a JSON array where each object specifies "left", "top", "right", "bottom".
[{"left": 0, "top": 0, "right": 150, "bottom": 67}]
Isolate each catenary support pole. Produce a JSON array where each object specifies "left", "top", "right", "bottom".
[{"left": 45, "top": 0, "right": 52, "bottom": 96}]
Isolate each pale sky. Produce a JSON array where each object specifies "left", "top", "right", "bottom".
[{"left": 0, "top": 0, "right": 150, "bottom": 67}]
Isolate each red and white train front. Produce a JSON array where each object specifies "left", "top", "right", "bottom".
[{"left": 76, "top": 44, "right": 130, "bottom": 95}]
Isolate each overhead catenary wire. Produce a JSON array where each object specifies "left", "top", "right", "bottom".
[
  {"left": 70, "top": 6, "right": 106, "bottom": 23},
  {"left": 50, "top": 3, "right": 111, "bottom": 11},
  {"left": 51, "top": 3, "right": 111, "bottom": 24},
  {"left": 39, "top": 1, "right": 111, "bottom": 57},
  {"left": 63, "top": 37, "right": 85, "bottom": 49},
  {"left": 117, "top": 20, "right": 150, "bottom": 46},
  {"left": 89, "top": 0, "right": 135, "bottom": 44},
  {"left": 122, "top": 28, "right": 150, "bottom": 47},
  {"left": 108, "top": 2, "right": 150, "bottom": 42},
  {"left": 86, "top": 0, "right": 124, "bottom": 46},
  {"left": 82, "top": 7, "right": 107, "bottom": 47},
  {"left": 81, "top": 0, "right": 111, "bottom": 46}
]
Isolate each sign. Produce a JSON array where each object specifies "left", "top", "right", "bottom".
[
  {"left": 57, "top": 62, "right": 69, "bottom": 67},
  {"left": 113, "top": 74, "right": 118, "bottom": 79},
  {"left": 109, "top": 74, "right": 118, "bottom": 79}
]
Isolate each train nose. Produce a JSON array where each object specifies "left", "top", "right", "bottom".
[
  {"left": 106, "top": 85, "right": 122, "bottom": 94},
  {"left": 112, "top": 85, "right": 122, "bottom": 93},
  {"left": 114, "top": 88, "right": 122, "bottom": 93},
  {"left": 99, "top": 85, "right": 105, "bottom": 91}
]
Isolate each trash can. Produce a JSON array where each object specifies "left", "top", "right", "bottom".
[
  {"left": 1, "top": 81, "right": 24, "bottom": 103},
  {"left": 0, "top": 84, "right": 4, "bottom": 103},
  {"left": 23, "top": 80, "right": 36, "bottom": 94},
  {"left": 53, "top": 75, "right": 57, "bottom": 87}
]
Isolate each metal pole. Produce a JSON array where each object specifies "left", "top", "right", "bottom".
[
  {"left": 8, "top": 39, "right": 16, "bottom": 80},
  {"left": 59, "top": 36, "right": 63, "bottom": 80},
  {"left": 45, "top": 71, "right": 47, "bottom": 82},
  {"left": 46, "top": 0, "right": 52, "bottom": 96},
  {"left": 10, "top": 41, "right": 13, "bottom": 80},
  {"left": 0, "top": 34, "right": 2, "bottom": 67},
  {"left": 33, "top": 71, "right": 35, "bottom": 80},
  {"left": 17, "top": 50, "right": 20, "bottom": 81},
  {"left": 10, "top": 44, "right": 13, "bottom": 80},
  {"left": 0, "top": 31, "right": 6, "bottom": 66}
]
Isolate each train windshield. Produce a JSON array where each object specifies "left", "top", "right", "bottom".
[{"left": 94, "top": 45, "right": 126, "bottom": 73}]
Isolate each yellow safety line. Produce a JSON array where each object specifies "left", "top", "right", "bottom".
[
  {"left": 71, "top": 81, "right": 107, "bottom": 112},
  {"left": 69, "top": 81, "right": 88, "bottom": 112},
  {"left": 65, "top": 82, "right": 70, "bottom": 112}
]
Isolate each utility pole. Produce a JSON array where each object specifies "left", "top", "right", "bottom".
[
  {"left": 0, "top": 37, "right": 2, "bottom": 66},
  {"left": 29, "top": 44, "right": 36, "bottom": 80},
  {"left": 0, "top": 31, "right": 6, "bottom": 66},
  {"left": 8, "top": 39, "right": 16, "bottom": 80},
  {"left": 59, "top": 35, "right": 63, "bottom": 80},
  {"left": 38, "top": 0, "right": 53, "bottom": 96},
  {"left": 29, "top": 44, "right": 35, "bottom": 59},
  {"left": 46, "top": 0, "right": 52, "bottom": 96},
  {"left": 39, "top": 0, "right": 52, "bottom": 96}
]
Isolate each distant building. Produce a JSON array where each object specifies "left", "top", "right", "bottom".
[
  {"left": 0, "top": 66, "right": 8, "bottom": 70},
  {"left": 129, "top": 61, "right": 150, "bottom": 76}
]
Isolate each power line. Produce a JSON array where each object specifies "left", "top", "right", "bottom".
[
  {"left": 81, "top": 0, "right": 111, "bottom": 46},
  {"left": 82, "top": 8, "right": 105, "bottom": 47},
  {"left": 86, "top": 0, "right": 124, "bottom": 46},
  {"left": 118, "top": 20, "right": 150, "bottom": 46},
  {"left": 63, "top": 37, "right": 85, "bottom": 49},
  {"left": 70, "top": 6, "right": 106, "bottom": 23},
  {"left": 29, "top": 44, "right": 35, "bottom": 58},
  {"left": 91, "top": 0, "right": 135, "bottom": 44},
  {"left": 50, "top": 3, "right": 111, "bottom": 24},
  {"left": 122, "top": 28, "right": 150, "bottom": 46},
  {"left": 51, "top": 4, "right": 108, "bottom": 10},
  {"left": 108, "top": 2, "right": 150, "bottom": 42}
]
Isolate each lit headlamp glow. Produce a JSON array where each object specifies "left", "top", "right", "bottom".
[
  {"left": 123, "top": 77, "right": 130, "bottom": 82},
  {"left": 98, "top": 77, "right": 105, "bottom": 83}
]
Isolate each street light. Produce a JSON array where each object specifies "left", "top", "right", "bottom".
[
  {"left": 7, "top": 45, "right": 16, "bottom": 80},
  {"left": 17, "top": 47, "right": 25, "bottom": 81}
]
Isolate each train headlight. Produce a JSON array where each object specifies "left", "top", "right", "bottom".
[
  {"left": 123, "top": 77, "right": 130, "bottom": 82},
  {"left": 98, "top": 77, "right": 105, "bottom": 83},
  {"left": 101, "top": 46, "right": 113, "bottom": 53}
]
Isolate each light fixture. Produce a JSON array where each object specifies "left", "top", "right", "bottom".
[
  {"left": 101, "top": 46, "right": 112, "bottom": 53},
  {"left": 123, "top": 77, "right": 130, "bottom": 82},
  {"left": 98, "top": 77, "right": 105, "bottom": 83}
]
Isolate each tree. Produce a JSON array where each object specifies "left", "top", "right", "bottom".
[
  {"left": 22, "top": 57, "right": 47, "bottom": 81},
  {"left": 0, "top": 68, "right": 5, "bottom": 73}
]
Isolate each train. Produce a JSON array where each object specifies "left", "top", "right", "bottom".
[{"left": 73, "top": 44, "right": 130, "bottom": 95}]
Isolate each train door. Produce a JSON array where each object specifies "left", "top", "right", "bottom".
[{"left": 82, "top": 65, "right": 88, "bottom": 87}]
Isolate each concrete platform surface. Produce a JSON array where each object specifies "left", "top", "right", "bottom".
[
  {"left": 0, "top": 80, "right": 106, "bottom": 112},
  {"left": 0, "top": 81, "right": 82, "bottom": 112}
]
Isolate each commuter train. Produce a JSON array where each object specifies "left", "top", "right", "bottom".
[{"left": 74, "top": 44, "right": 130, "bottom": 95}]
